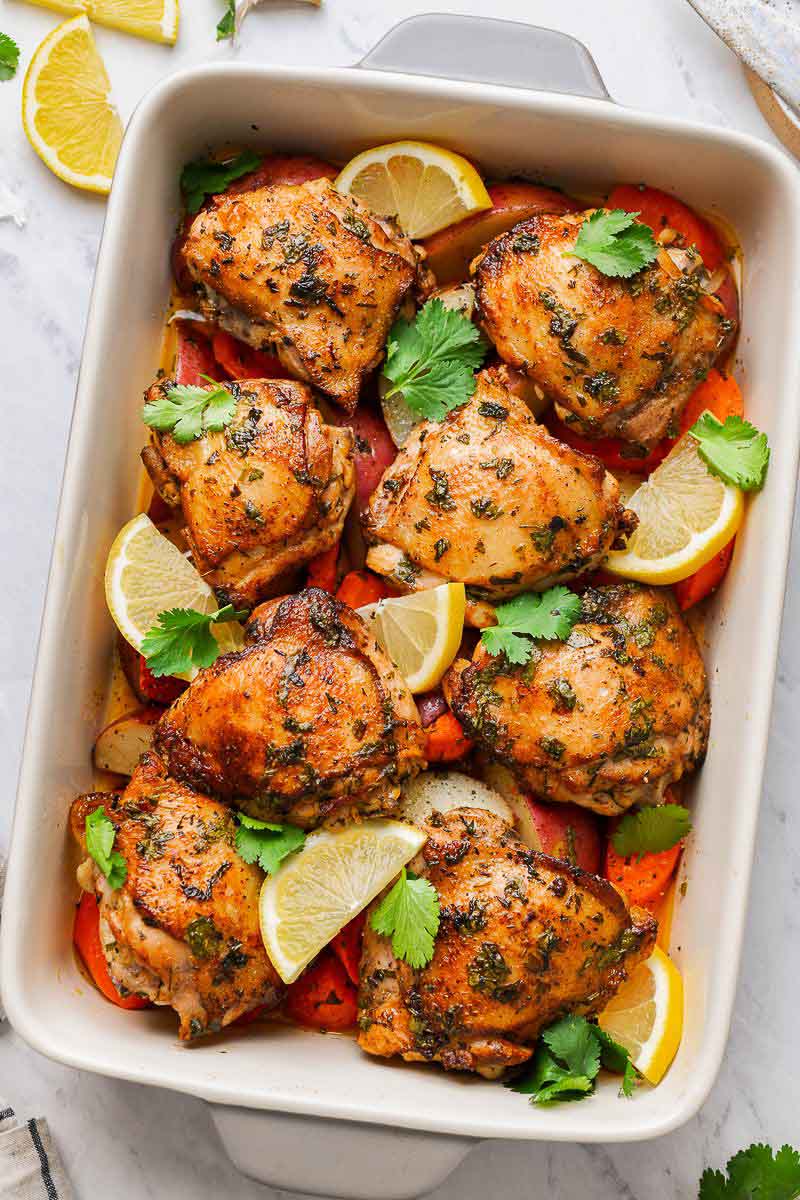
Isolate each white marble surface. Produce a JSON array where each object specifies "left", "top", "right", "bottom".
[{"left": 1, "top": 0, "right": 799, "bottom": 1195}]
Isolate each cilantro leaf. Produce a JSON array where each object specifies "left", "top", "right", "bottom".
[
  {"left": 141, "top": 604, "right": 245, "bottom": 678},
  {"left": 699, "top": 1143, "right": 800, "bottom": 1199},
  {"left": 142, "top": 378, "right": 238, "bottom": 444},
  {"left": 235, "top": 813, "right": 306, "bottom": 875},
  {"left": 689, "top": 412, "right": 770, "bottom": 491},
  {"left": 0, "top": 33, "right": 20, "bottom": 81},
  {"left": 594, "top": 1026, "right": 637, "bottom": 1097},
  {"left": 369, "top": 867, "right": 440, "bottom": 969},
  {"left": 612, "top": 803, "right": 692, "bottom": 858},
  {"left": 542, "top": 1013, "right": 601, "bottom": 1077},
  {"left": 85, "top": 807, "right": 127, "bottom": 890},
  {"left": 382, "top": 298, "right": 488, "bottom": 421},
  {"left": 507, "top": 1015, "right": 637, "bottom": 1107},
  {"left": 181, "top": 150, "right": 262, "bottom": 214},
  {"left": 216, "top": 0, "right": 235, "bottom": 39},
  {"left": 569, "top": 209, "right": 659, "bottom": 279},
  {"left": 481, "top": 586, "right": 581, "bottom": 664}
]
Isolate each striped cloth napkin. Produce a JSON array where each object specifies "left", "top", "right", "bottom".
[{"left": 0, "top": 860, "right": 75, "bottom": 1199}]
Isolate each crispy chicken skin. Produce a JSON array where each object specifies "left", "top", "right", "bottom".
[
  {"left": 178, "top": 178, "right": 420, "bottom": 410},
  {"left": 474, "top": 210, "right": 734, "bottom": 446},
  {"left": 363, "top": 371, "right": 634, "bottom": 621},
  {"left": 70, "top": 757, "right": 282, "bottom": 1040},
  {"left": 358, "top": 808, "right": 656, "bottom": 1077},
  {"left": 444, "top": 584, "right": 709, "bottom": 815},
  {"left": 155, "top": 589, "right": 426, "bottom": 828},
  {"left": 141, "top": 377, "right": 354, "bottom": 609}
]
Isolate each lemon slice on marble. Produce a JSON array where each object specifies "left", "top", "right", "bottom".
[
  {"left": 335, "top": 141, "right": 492, "bottom": 239},
  {"left": 598, "top": 946, "right": 684, "bottom": 1085},
  {"left": 22, "top": 16, "right": 123, "bottom": 195},
  {"left": 358, "top": 583, "right": 466, "bottom": 693},
  {"left": 259, "top": 820, "right": 425, "bottom": 983},
  {"left": 104, "top": 513, "right": 243, "bottom": 680},
  {"left": 605, "top": 435, "right": 744, "bottom": 585},
  {"left": 20, "top": 0, "right": 179, "bottom": 44}
]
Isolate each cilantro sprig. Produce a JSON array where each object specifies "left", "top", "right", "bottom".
[
  {"left": 142, "top": 376, "right": 237, "bottom": 444},
  {"left": 481, "top": 587, "right": 581, "bottom": 665},
  {"left": 235, "top": 814, "right": 306, "bottom": 875},
  {"left": 507, "top": 1014, "right": 636, "bottom": 1105},
  {"left": 699, "top": 1143, "right": 800, "bottom": 1199},
  {"left": 611, "top": 803, "right": 692, "bottom": 858},
  {"left": 216, "top": 0, "right": 236, "bottom": 39},
  {"left": 180, "top": 150, "right": 262, "bottom": 214},
  {"left": 85, "top": 807, "right": 127, "bottom": 890},
  {"left": 382, "top": 298, "right": 488, "bottom": 422},
  {"left": 569, "top": 209, "right": 659, "bottom": 279},
  {"left": 369, "top": 867, "right": 440, "bottom": 969},
  {"left": 689, "top": 412, "right": 770, "bottom": 491},
  {"left": 141, "top": 604, "right": 245, "bottom": 678},
  {"left": 0, "top": 33, "right": 20, "bottom": 81}
]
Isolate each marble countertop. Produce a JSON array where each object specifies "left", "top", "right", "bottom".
[{"left": 1, "top": 0, "right": 798, "bottom": 1195}]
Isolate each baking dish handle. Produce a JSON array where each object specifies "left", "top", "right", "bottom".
[
  {"left": 209, "top": 1103, "right": 477, "bottom": 1199},
  {"left": 360, "top": 13, "right": 610, "bottom": 100}
]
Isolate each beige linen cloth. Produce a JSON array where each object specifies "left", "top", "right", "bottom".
[{"left": 0, "top": 859, "right": 75, "bottom": 1199}]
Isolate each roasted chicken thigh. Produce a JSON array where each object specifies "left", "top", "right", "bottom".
[
  {"left": 474, "top": 210, "right": 734, "bottom": 446},
  {"left": 71, "top": 755, "right": 282, "bottom": 1039},
  {"left": 358, "top": 807, "right": 656, "bottom": 1077},
  {"left": 155, "top": 588, "right": 426, "bottom": 828},
  {"left": 363, "top": 371, "right": 633, "bottom": 623},
  {"left": 141, "top": 377, "right": 354, "bottom": 609},
  {"left": 178, "top": 178, "right": 422, "bottom": 410},
  {"left": 444, "top": 583, "right": 709, "bottom": 815}
]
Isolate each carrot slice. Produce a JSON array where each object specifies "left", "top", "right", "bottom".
[
  {"left": 604, "top": 841, "right": 683, "bottom": 910},
  {"left": 336, "top": 570, "right": 391, "bottom": 610},
  {"left": 73, "top": 892, "right": 150, "bottom": 1010},
  {"left": 678, "top": 367, "right": 744, "bottom": 434},
  {"left": 330, "top": 911, "right": 366, "bottom": 986},
  {"left": 607, "top": 183, "right": 725, "bottom": 271},
  {"left": 306, "top": 543, "right": 340, "bottom": 593},
  {"left": 424, "top": 711, "right": 474, "bottom": 763},
  {"left": 285, "top": 950, "right": 358, "bottom": 1030}
]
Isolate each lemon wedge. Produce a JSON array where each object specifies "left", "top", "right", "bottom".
[
  {"left": 358, "top": 583, "right": 466, "bottom": 693},
  {"left": 605, "top": 434, "right": 744, "bottom": 585},
  {"left": 335, "top": 141, "right": 492, "bottom": 239},
  {"left": 22, "top": 16, "right": 123, "bottom": 195},
  {"left": 598, "top": 946, "right": 684, "bottom": 1085},
  {"left": 19, "top": 0, "right": 179, "bottom": 44},
  {"left": 259, "top": 820, "right": 425, "bottom": 984},
  {"left": 104, "top": 513, "right": 243, "bottom": 680}
]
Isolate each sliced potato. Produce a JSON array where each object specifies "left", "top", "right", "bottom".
[
  {"left": 478, "top": 762, "right": 536, "bottom": 841},
  {"left": 398, "top": 770, "right": 514, "bottom": 828},
  {"left": 93, "top": 706, "right": 161, "bottom": 776}
]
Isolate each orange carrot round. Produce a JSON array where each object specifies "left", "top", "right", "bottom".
[
  {"left": 306, "top": 543, "right": 340, "bottom": 593},
  {"left": 336, "top": 570, "right": 391, "bottom": 610},
  {"left": 73, "top": 892, "right": 150, "bottom": 1010},
  {"left": 285, "top": 950, "right": 358, "bottom": 1031},
  {"left": 424, "top": 711, "right": 474, "bottom": 763},
  {"left": 604, "top": 841, "right": 683, "bottom": 910}
]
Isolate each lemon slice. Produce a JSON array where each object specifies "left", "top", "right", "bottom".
[
  {"left": 19, "top": 0, "right": 179, "bottom": 44},
  {"left": 605, "top": 434, "right": 744, "bottom": 585},
  {"left": 104, "top": 513, "right": 243, "bottom": 680},
  {"left": 335, "top": 141, "right": 492, "bottom": 239},
  {"left": 22, "top": 16, "right": 123, "bottom": 195},
  {"left": 358, "top": 583, "right": 466, "bottom": 693},
  {"left": 598, "top": 946, "right": 684, "bottom": 1085},
  {"left": 259, "top": 820, "right": 425, "bottom": 983}
]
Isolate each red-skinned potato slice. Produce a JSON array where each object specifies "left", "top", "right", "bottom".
[
  {"left": 479, "top": 763, "right": 601, "bottom": 873},
  {"left": 422, "top": 181, "right": 579, "bottom": 285},
  {"left": 173, "top": 320, "right": 225, "bottom": 386},
  {"left": 224, "top": 154, "right": 338, "bottom": 195},
  {"left": 330, "top": 404, "right": 397, "bottom": 512},
  {"left": 93, "top": 707, "right": 161, "bottom": 777}
]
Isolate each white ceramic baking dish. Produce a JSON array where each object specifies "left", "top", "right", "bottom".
[{"left": 4, "top": 15, "right": 800, "bottom": 1197}]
